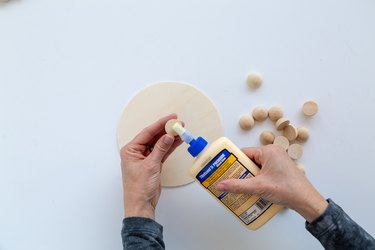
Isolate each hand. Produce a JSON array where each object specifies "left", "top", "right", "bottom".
[
  {"left": 120, "top": 114, "right": 183, "bottom": 219},
  {"left": 217, "top": 145, "right": 328, "bottom": 223}
]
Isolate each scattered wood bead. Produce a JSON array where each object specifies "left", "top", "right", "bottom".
[
  {"left": 302, "top": 101, "right": 318, "bottom": 116},
  {"left": 288, "top": 144, "right": 304, "bottom": 160},
  {"left": 252, "top": 106, "right": 268, "bottom": 122},
  {"left": 275, "top": 117, "right": 290, "bottom": 130},
  {"left": 283, "top": 124, "right": 298, "bottom": 141},
  {"left": 165, "top": 119, "right": 182, "bottom": 136},
  {"left": 297, "top": 127, "right": 310, "bottom": 143},
  {"left": 296, "top": 163, "right": 306, "bottom": 174},
  {"left": 273, "top": 136, "right": 290, "bottom": 150},
  {"left": 260, "top": 131, "right": 275, "bottom": 145},
  {"left": 268, "top": 106, "right": 283, "bottom": 122},
  {"left": 239, "top": 114, "right": 255, "bottom": 130},
  {"left": 246, "top": 72, "right": 263, "bottom": 89}
]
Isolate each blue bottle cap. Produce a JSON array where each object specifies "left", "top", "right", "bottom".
[{"left": 187, "top": 136, "right": 208, "bottom": 157}]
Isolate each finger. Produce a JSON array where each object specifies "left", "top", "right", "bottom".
[
  {"left": 146, "top": 130, "right": 168, "bottom": 148},
  {"left": 241, "top": 147, "right": 263, "bottom": 165},
  {"left": 131, "top": 113, "right": 177, "bottom": 145},
  {"left": 216, "top": 178, "right": 262, "bottom": 195},
  {"left": 161, "top": 137, "right": 183, "bottom": 163},
  {"left": 149, "top": 134, "right": 175, "bottom": 162},
  {"left": 145, "top": 119, "right": 185, "bottom": 148}
]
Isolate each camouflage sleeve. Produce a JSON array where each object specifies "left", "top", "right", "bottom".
[
  {"left": 121, "top": 217, "right": 165, "bottom": 250},
  {"left": 306, "top": 199, "right": 375, "bottom": 250}
]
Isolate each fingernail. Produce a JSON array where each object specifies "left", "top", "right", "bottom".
[{"left": 163, "top": 135, "right": 174, "bottom": 145}]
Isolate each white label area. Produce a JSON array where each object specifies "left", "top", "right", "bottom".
[{"left": 239, "top": 198, "right": 272, "bottom": 225}]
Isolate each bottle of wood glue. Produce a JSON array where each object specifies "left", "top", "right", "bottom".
[{"left": 172, "top": 122, "right": 283, "bottom": 230}]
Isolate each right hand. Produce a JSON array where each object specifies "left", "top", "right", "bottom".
[{"left": 217, "top": 145, "right": 328, "bottom": 223}]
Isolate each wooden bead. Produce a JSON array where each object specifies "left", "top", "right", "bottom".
[
  {"left": 165, "top": 119, "right": 182, "bottom": 136},
  {"left": 239, "top": 114, "right": 255, "bottom": 130},
  {"left": 302, "top": 101, "right": 318, "bottom": 116},
  {"left": 288, "top": 144, "right": 303, "bottom": 160},
  {"left": 273, "top": 136, "right": 290, "bottom": 150},
  {"left": 283, "top": 124, "right": 298, "bottom": 141},
  {"left": 252, "top": 106, "right": 268, "bottom": 122},
  {"left": 260, "top": 131, "right": 275, "bottom": 145},
  {"left": 296, "top": 163, "right": 306, "bottom": 174},
  {"left": 268, "top": 106, "right": 283, "bottom": 122},
  {"left": 246, "top": 72, "right": 263, "bottom": 89},
  {"left": 275, "top": 117, "right": 290, "bottom": 131},
  {"left": 297, "top": 127, "right": 310, "bottom": 143}
]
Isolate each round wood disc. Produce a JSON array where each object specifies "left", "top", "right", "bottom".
[
  {"left": 275, "top": 117, "right": 290, "bottom": 131},
  {"left": 117, "top": 82, "right": 223, "bottom": 187},
  {"left": 273, "top": 136, "right": 290, "bottom": 150},
  {"left": 288, "top": 144, "right": 304, "bottom": 160},
  {"left": 284, "top": 125, "right": 298, "bottom": 141},
  {"left": 302, "top": 101, "right": 318, "bottom": 116}
]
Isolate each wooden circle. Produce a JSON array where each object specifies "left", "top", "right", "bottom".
[
  {"left": 288, "top": 144, "right": 304, "bottom": 160},
  {"left": 273, "top": 136, "right": 290, "bottom": 150},
  {"left": 297, "top": 127, "right": 310, "bottom": 143},
  {"left": 302, "top": 101, "right": 318, "bottom": 116},
  {"left": 275, "top": 117, "right": 290, "bottom": 131},
  {"left": 252, "top": 106, "right": 268, "bottom": 122},
  {"left": 239, "top": 114, "right": 255, "bottom": 130},
  {"left": 117, "top": 82, "right": 223, "bottom": 187},
  {"left": 246, "top": 72, "right": 263, "bottom": 89},
  {"left": 284, "top": 124, "right": 298, "bottom": 141},
  {"left": 268, "top": 106, "right": 283, "bottom": 122},
  {"left": 260, "top": 131, "right": 275, "bottom": 145}
]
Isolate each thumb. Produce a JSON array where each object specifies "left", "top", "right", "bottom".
[
  {"left": 149, "top": 134, "right": 175, "bottom": 162},
  {"left": 217, "top": 178, "right": 262, "bottom": 195}
]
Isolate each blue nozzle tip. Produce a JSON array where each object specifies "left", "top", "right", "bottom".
[{"left": 187, "top": 137, "right": 208, "bottom": 157}]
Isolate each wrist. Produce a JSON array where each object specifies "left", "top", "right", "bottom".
[
  {"left": 293, "top": 191, "right": 328, "bottom": 223},
  {"left": 124, "top": 201, "right": 155, "bottom": 220}
]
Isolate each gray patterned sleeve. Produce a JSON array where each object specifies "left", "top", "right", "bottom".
[
  {"left": 306, "top": 199, "right": 375, "bottom": 250},
  {"left": 121, "top": 217, "right": 165, "bottom": 250}
]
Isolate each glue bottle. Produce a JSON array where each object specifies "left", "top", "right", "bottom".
[{"left": 172, "top": 122, "right": 283, "bottom": 230}]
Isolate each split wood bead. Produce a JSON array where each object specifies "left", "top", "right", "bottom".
[
  {"left": 239, "top": 114, "right": 255, "bottom": 130},
  {"left": 296, "top": 163, "right": 306, "bottom": 174},
  {"left": 273, "top": 136, "right": 290, "bottom": 150},
  {"left": 302, "top": 101, "right": 318, "bottom": 116},
  {"left": 260, "top": 131, "right": 275, "bottom": 145},
  {"left": 165, "top": 119, "right": 182, "bottom": 136},
  {"left": 297, "top": 127, "right": 310, "bottom": 143},
  {"left": 252, "top": 106, "right": 268, "bottom": 122},
  {"left": 246, "top": 72, "right": 263, "bottom": 89},
  {"left": 268, "top": 106, "right": 283, "bottom": 122},
  {"left": 275, "top": 117, "right": 290, "bottom": 131},
  {"left": 288, "top": 144, "right": 304, "bottom": 160},
  {"left": 284, "top": 124, "right": 298, "bottom": 141}
]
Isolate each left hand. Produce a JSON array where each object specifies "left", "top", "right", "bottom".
[{"left": 120, "top": 114, "right": 183, "bottom": 219}]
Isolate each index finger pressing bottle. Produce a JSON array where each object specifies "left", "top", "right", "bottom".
[{"left": 172, "top": 122, "right": 283, "bottom": 230}]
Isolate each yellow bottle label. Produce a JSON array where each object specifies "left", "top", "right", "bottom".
[{"left": 196, "top": 148, "right": 272, "bottom": 225}]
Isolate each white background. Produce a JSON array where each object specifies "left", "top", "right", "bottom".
[{"left": 1, "top": 1, "right": 375, "bottom": 249}]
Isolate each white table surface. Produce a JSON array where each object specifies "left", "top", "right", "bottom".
[{"left": 1, "top": 1, "right": 375, "bottom": 249}]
